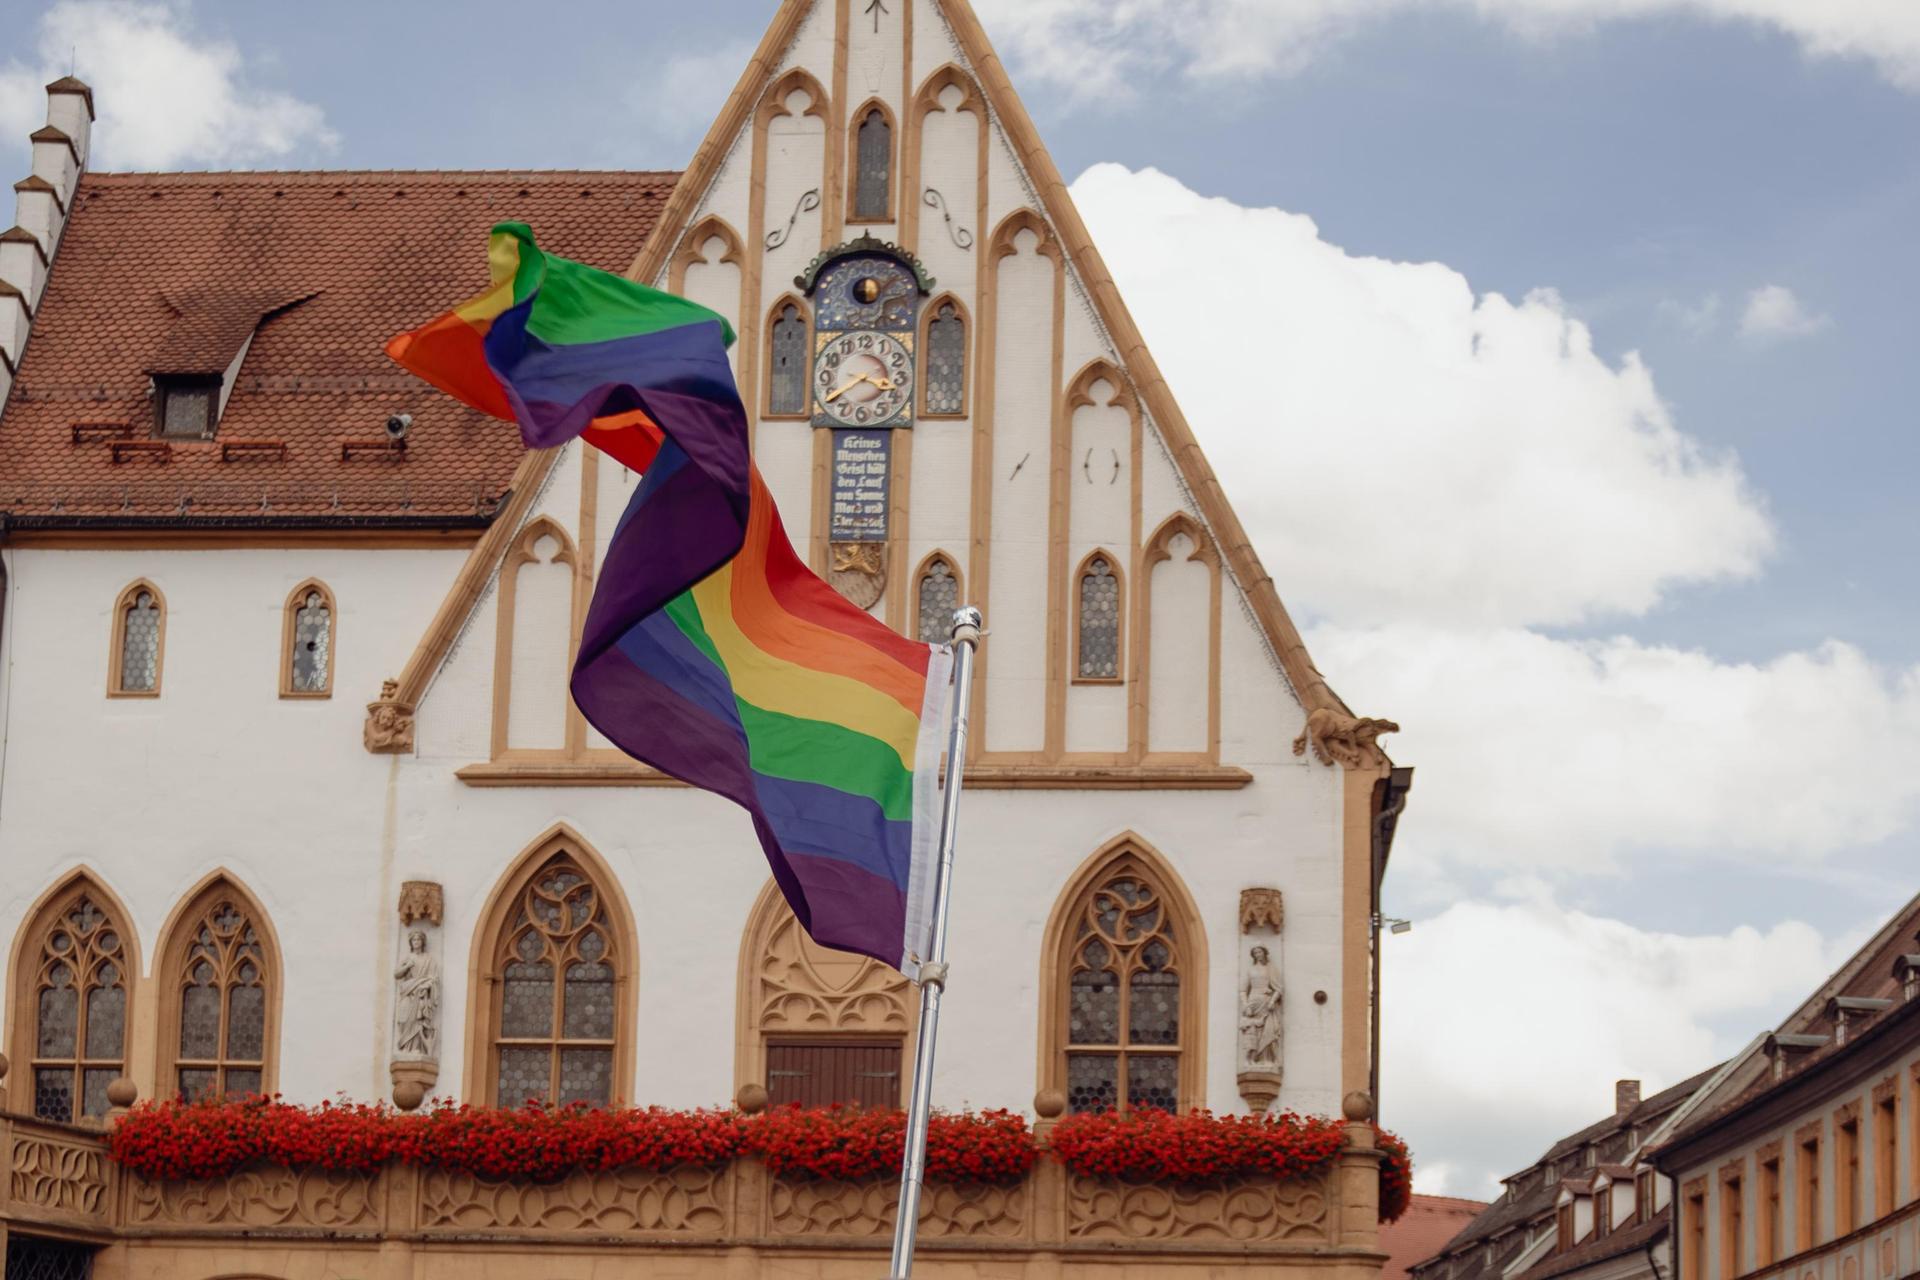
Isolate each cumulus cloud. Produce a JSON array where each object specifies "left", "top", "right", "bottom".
[
  {"left": 1740, "top": 284, "right": 1831, "bottom": 339},
  {"left": 0, "top": 1, "right": 336, "bottom": 169},
  {"left": 976, "top": 0, "right": 1920, "bottom": 98},
  {"left": 1315, "top": 623, "right": 1920, "bottom": 874},
  {"left": 1384, "top": 894, "right": 1850, "bottom": 1196},
  {"left": 1071, "top": 163, "right": 1773, "bottom": 630}
]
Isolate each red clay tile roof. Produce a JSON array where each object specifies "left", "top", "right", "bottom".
[
  {"left": 0, "top": 169, "right": 678, "bottom": 528},
  {"left": 1383, "top": 1194, "right": 1491, "bottom": 1280},
  {"left": 1515, "top": 1215, "right": 1666, "bottom": 1280}
]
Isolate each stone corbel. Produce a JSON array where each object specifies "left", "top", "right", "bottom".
[
  {"left": 364, "top": 678, "right": 416, "bottom": 754},
  {"left": 1291, "top": 707, "right": 1398, "bottom": 770}
]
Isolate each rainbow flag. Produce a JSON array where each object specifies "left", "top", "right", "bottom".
[{"left": 387, "top": 223, "right": 954, "bottom": 975}]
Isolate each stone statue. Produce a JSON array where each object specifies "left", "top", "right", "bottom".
[
  {"left": 1238, "top": 944, "right": 1283, "bottom": 1068},
  {"left": 393, "top": 929, "right": 441, "bottom": 1060}
]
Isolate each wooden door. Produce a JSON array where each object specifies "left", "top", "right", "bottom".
[{"left": 766, "top": 1038, "right": 903, "bottom": 1108}]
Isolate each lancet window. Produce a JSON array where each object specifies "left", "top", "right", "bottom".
[
  {"left": 490, "top": 854, "right": 620, "bottom": 1107},
  {"left": 768, "top": 301, "right": 809, "bottom": 416},
  {"left": 21, "top": 884, "right": 129, "bottom": 1122},
  {"left": 110, "top": 580, "right": 164, "bottom": 695},
  {"left": 923, "top": 301, "right": 967, "bottom": 416},
  {"left": 915, "top": 556, "right": 961, "bottom": 645},
  {"left": 1076, "top": 554, "right": 1122, "bottom": 680},
  {"left": 164, "top": 881, "right": 276, "bottom": 1101},
  {"left": 282, "top": 581, "right": 334, "bottom": 696},
  {"left": 853, "top": 105, "right": 892, "bottom": 220}
]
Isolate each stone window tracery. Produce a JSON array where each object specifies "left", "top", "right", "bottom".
[
  {"left": 1075, "top": 554, "right": 1122, "bottom": 680},
  {"left": 915, "top": 555, "right": 961, "bottom": 645},
  {"left": 923, "top": 300, "right": 966, "bottom": 416},
  {"left": 1060, "top": 856, "right": 1184, "bottom": 1113},
  {"left": 768, "top": 300, "right": 810, "bottom": 416},
  {"left": 853, "top": 104, "right": 892, "bottom": 221},
  {"left": 20, "top": 883, "right": 129, "bottom": 1123},
  {"left": 110, "top": 580, "right": 164, "bottom": 696},
  {"left": 282, "top": 580, "right": 334, "bottom": 697},
  {"left": 163, "top": 880, "right": 276, "bottom": 1101},
  {"left": 490, "top": 853, "right": 619, "bottom": 1107}
]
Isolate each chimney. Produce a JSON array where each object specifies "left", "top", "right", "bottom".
[
  {"left": 0, "top": 76, "right": 91, "bottom": 411},
  {"left": 1615, "top": 1079, "right": 1641, "bottom": 1116}
]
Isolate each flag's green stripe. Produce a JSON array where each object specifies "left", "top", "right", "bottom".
[
  {"left": 737, "top": 701, "right": 914, "bottom": 821},
  {"left": 494, "top": 222, "right": 737, "bottom": 348},
  {"left": 668, "top": 590, "right": 911, "bottom": 820}
]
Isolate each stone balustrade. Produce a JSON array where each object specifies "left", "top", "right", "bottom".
[{"left": 0, "top": 1104, "right": 1387, "bottom": 1279}]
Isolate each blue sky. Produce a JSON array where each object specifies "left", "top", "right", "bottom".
[{"left": 5, "top": 0, "right": 1918, "bottom": 1197}]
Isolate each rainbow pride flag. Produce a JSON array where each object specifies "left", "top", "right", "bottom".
[{"left": 387, "top": 223, "right": 954, "bottom": 974}]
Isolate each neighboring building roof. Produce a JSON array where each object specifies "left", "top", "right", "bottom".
[
  {"left": 1656, "top": 891, "right": 1920, "bottom": 1160},
  {"left": 0, "top": 169, "right": 676, "bottom": 528},
  {"left": 1384, "top": 1195, "right": 1491, "bottom": 1280},
  {"left": 1413, "top": 1066, "right": 1720, "bottom": 1280},
  {"left": 1516, "top": 1216, "right": 1667, "bottom": 1280}
]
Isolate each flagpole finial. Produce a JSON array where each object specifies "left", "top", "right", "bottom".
[{"left": 949, "top": 606, "right": 982, "bottom": 647}]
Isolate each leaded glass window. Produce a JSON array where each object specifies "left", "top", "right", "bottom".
[
  {"left": 492, "top": 855, "right": 619, "bottom": 1107},
  {"left": 1061, "top": 860, "right": 1182, "bottom": 1113},
  {"left": 117, "top": 589, "right": 161, "bottom": 693},
  {"left": 288, "top": 589, "right": 332, "bottom": 693},
  {"left": 769, "top": 303, "right": 808, "bottom": 415},
  {"left": 171, "top": 892, "right": 270, "bottom": 1101},
  {"left": 28, "top": 888, "right": 128, "bottom": 1123},
  {"left": 924, "top": 303, "right": 966, "bottom": 415},
  {"left": 1076, "top": 557, "right": 1121, "bottom": 679},
  {"left": 916, "top": 558, "right": 959, "bottom": 645},
  {"left": 854, "top": 107, "right": 891, "bottom": 220}
]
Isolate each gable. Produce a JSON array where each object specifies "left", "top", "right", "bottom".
[{"left": 376, "top": 0, "right": 1394, "bottom": 783}]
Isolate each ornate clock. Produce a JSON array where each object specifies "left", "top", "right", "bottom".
[{"left": 794, "top": 237, "right": 935, "bottom": 608}]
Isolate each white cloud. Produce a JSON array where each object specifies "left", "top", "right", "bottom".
[
  {"left": 621, "top": 41, "right": 756, "bottom": 143},
  {"left": 0, "top": 1, "right": 336, "bottom": 169},
  {"left": 1071, "top": 163, "right": 1773, "bottom": 629},
  {"left": 975, "top": 0, "right": 1920, "bottom": 98},
  {"left": 1315, "top": 623, "right": 1920, "bottom": 874},
  {"left": 1658, "top": 292, "right": 1724, "bottom": 338},
  {"left": 1384, "top": 894, "right": 1847, "bottom": 1196},
  {"left": 1740, "top": 283, "right": 1831, "bottom": 339}
]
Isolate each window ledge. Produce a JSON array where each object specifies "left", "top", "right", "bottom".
[{"left": 456, "top": 760, "right": 1253, "bottom": 790}]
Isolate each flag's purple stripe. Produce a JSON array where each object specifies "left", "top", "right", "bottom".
[
  {"left": 580, "top": 432, "right": 745, "bottom": 666},
  {"left": 782, "top": 851, "right": 907, "bottom": 963},
  {"left": 614, "top": 609, "right": 740, "bottom": 729},
  {"left": 486, "top": 316, "right": 737, "bottom": 448}
]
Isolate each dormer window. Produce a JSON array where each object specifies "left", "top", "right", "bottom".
[
  {"left": 154, "top": 375, "right": 219, "bottom": 439},
  {"left": 1896, "top": 954, "right": 1920, "bottom": 1002}
]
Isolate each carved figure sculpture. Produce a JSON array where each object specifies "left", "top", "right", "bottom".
[
  {"left": 1238, "top": 945, "right": 1283, "bottom": 1068},
  {"left": 393, "top": 930, "right": 441, "bottom": 1059},
  {"left": 1290, "top": 707, "right": 1399, "bottom": 770}
]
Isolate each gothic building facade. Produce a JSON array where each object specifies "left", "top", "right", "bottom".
[{"left": 0, "top": 2, "right": 1409, "bottom": 1274}]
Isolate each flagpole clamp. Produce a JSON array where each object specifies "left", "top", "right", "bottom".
[{"left": 915, "top": 961, "right": 948, "bottom": 991}]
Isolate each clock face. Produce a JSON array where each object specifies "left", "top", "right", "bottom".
[{"left": 814, "top": 329, "right": 914, "bottom": 428}]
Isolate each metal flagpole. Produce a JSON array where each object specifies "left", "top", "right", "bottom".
[{"left": 886, "top": 604, "right": 982, "bottom": 1280}]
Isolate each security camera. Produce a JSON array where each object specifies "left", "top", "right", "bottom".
[{"left": 385, "top": 412, "right": 413, "bottom": 440}]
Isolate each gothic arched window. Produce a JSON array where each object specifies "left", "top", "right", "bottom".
[
  {"left": 109, "top": 579, "right": 165, "bottom": 696},
  {"left": 470, "top": 830, "right": 635, "bottom": 1109},
  {"left": 1075, "top": 553, "right": 1123, "bottom": 680},
  {"left": 767, "top": 299, "right": 810, "bottom": 417},
  {"left": 853, "top": 103, "right": 893, "bottom": 221},
  {"left": 161, "top": 877, "right": 279, "bottom": 1101},
  {"left": 1044, "top": 841, "right": 1203, "bottom": 1114},
  {"left": 281, "top": 580, "right": 335, "bottom": 697},
  {"left": 915, "top": 555, "right": 962, "bottom": 645},
  {"left": 922, "top": 299, "right": 967, "bottom": 417},
  {"left": 14, "top": 877, "right": 132, "bottom": 1122}
]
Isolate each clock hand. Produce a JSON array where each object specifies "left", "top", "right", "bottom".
[{"left": 823, "top": 372, "right": 875, "bottom": 404}]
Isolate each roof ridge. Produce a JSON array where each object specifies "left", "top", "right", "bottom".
[{"left": 83, "top": 169, "right": 683, "bottom": 183}]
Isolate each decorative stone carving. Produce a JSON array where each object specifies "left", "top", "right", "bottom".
[
  {"left": 1238, "top": 886, "right": 1285, "bottom": 1113},
  {"left": 9, "top": 1131, "right": 109, "bottom": 1219},
  {"left": 1240, "top": 887, "right": 1284, "bottom": 933},
  {"left": 364, "top": 678, "right": 416, "bottom": 754},
  {"left": 767, "top": 1176, "right": 1026, "bottom": 1240},
  {"left": 390, "top": 880, "right": 443, "bottom": 1107},
  {"left": 755, "top": 901, "right": 911, "bottom": 1039},
  {"left": 397, "top": 880, "right": 444, "bottom": 926},
  {"left": 417, "top": 1166, "right": 729, "bottom": 1234},
  {"left": 1290, "top": 707, "right": 1399, "bottom": 770},
  {"left": 1066, "top": 1173, "right": 1330, "bottom": 1242},
  {"left": 124, "top": 1169, "right": 380, "bottom": 1228},
  {"left": 829, "top": 540, "right": 886, "bottom": 609}
]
